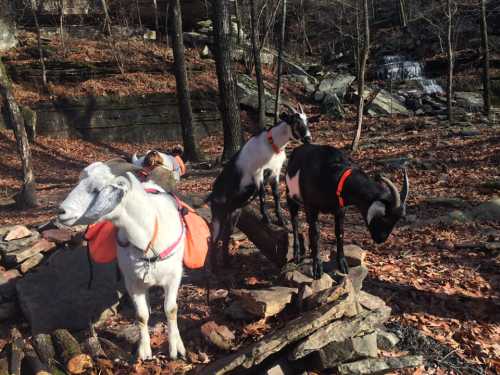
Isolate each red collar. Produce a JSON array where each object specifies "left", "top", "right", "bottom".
[
  {"left": 336, "top": 169, "right": 352, "bottom": 208},
  {"left": 267, "top": 130, "right": 281, "bottom": 154}
]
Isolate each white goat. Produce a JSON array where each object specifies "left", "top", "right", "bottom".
[{"left": 58, "top": 161, "right": 186, "bottom": 361}]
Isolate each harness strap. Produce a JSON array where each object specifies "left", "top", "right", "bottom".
[
  {"left": 267, "top": 130, "right": 281, "bottom": 154},
  {"left": 336, "top": 169, "right": 352, "bottom": 209}
]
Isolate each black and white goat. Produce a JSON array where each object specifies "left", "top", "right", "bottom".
[
  {"left": 209, "top": 104, "right": 313, "bottom": 267},
  {"left": 286, "top": 144, "right": 409, "bottom": 279}
]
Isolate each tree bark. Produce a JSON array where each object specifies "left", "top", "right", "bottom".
[
  {"left": 480, "top": 0, "right": 491, "bottom": 116},
  {"left": 164, "top": 2, "right": 170, "bottom": 48},
  {"left": 22, "top": 349, "right": 51, "bottom": 375},
  {"left": 274, "top": 0, "right": 287, "bottom": 125},
  {"left": 170, "top": 0, "right": 203, "bottom": 161},
  {"left": 153, "top": 0, "right": 160, "bottom": 39},
  {"left": 32, "top": 334, "right": 56, "bottom": 367},
  {"left": 212, "top": 0, "right": 243, "bottom": 161},
  {"left": 30, "top": 3, "right": 47, "bottom": 89},
  {"left": 234, "top": 0, "right": 242, "bottom": 45},
  {"left": 101, "top": 0, "right": 112, "bottom": 36},
  {"left": 351, "top": 0, "right": 370, "bottom": 152},
  {"left": 0, "top": 73, "right": 38, "bottom": 208},
  {"left": 446, "top": 0, "right": 454, "bottom": 123},
  {"left": 250, "top": 0, "right": 266, "bottom": 131}
]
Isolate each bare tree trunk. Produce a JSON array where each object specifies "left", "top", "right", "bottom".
[
  {"left": 153, "top": 0, "right": 159, "bottom": 40},
  {"left": 399, "top": 0, "right": 407, "bottom": 28},
  {"left": 212, "top": 0, "right": 243, "bottom": 161},
  {"left": 351, "top": 0, "right": 370, "bottom": 152},
  {"left": 170, "top": 0, "right": 202, "bottom": 161},
  {"left": 446, "top": 0, "right": 454, "bottom": 123},
  {"left": 30, "top": 3, "right": 47, "bottom": 89},
  {"left": 101, "top": 0, "right": 112, "bottom": 36},
  {"left": 136, "top": 0, "right": 143, "bottom": 29},
  {"left": 480, "top": 0, "right": 491, "bottom": 116},
  {"left": 274, "top": 0, "right": 286, "bottom": 124},
  {"left": 234, "top": 0, "right": 242, "bottom": 45},
  {"left": 59, "top": 0, "right": 65, "bottom": 55},
  {"left": 0, "top": 63, "right": 38, "bottom": 208},
  {"left": 250, "top": 0, "right": 266, "bottom": 131},
  {"left": 164, "top": 2, "right": 170, "bottom": 48}
]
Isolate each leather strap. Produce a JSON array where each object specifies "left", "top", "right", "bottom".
[
  {"left": 336, "top": 169, "right": 352, "bottom": 208},
  {"left": 267, "top": 130, "right": 281, "bottom": 154}
]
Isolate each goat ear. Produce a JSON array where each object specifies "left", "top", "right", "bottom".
[
  {"left": 366, "top": 200, "right": 386, "bottom": 225},
  {"left": 85, "top": 178, "right": 128, "bottom": 220},
  {"left": 279, "top": 112, "right": 290, "bottom": 122}
]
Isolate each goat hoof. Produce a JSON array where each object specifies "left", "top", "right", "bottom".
[
  {"left": 137, "top": 346, "right": 153, "bottom": 361},
  {"left": 312, "top": 261, "right": 323, "bottom": 280},
  {"left": 338, "top": 257, "right": 349, "bottom": 275}
]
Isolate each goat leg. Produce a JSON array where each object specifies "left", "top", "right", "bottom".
[
  {"left": 287, "top": 196, "right": 301, "bottom": 264},
  {"left": 334, "top": 211, "right": 349, "bottom": 274},
  {"left": 306, "top": 208, "right": 322, "bottom": 280},
  {"left": 271, "top": 178, "right": 286, "bottom": 226},
  {"left": 259, "top": 184, "right": 271, "bottom": 224},
  {"left": 221, "top": 210, "right": 241, "bottom": 267}
]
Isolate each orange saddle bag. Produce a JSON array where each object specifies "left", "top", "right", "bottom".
[
  {"left": 85, "top": 220, "right": 118, "bottom": 263},
  {"left": 178, "top": 201, "right": 210, "bottom": 269}
]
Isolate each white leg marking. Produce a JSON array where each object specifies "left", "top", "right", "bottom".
[
  {"left": 131, "top": 290, "right": 152, "bottom": 360},
  {"left": 286, "top": 170, "right": 301, "bottom": 200},
  {"left": 164, "top": 276, "right": 185, "bottom": 360}
]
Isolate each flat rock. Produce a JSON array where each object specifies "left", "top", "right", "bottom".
[
  {"left": 4, "top": 225, "right": 32, "bottom": 241},
  {"left": 201, "top": 321, "right": 235, "bottom": 351},
  {"left": 470, "top": 198, "right": 500, "bottom": 222},
  {"left": 318, "top": 74, "right": 356, "bottom": 99},
  {"left": 19, "top": 252, "right": 44, "bottom": 274},
  {"left": 3, "top": 239, "right": 56, "bottom": 266},
  {"left": 313, "top": 332, "right": 378, "bottom": 369},
  {"left": 376, "top": 329, "right": 400, "bottom": 350},
  {"left": 344, "top": 245, "right": 367, "bottom": 267},
  {"left": 0, "top": 232, "right": 41, "bottom": 254},
  {"left": 290, "top": 304, "right": 391, "bottom": 360},
  {"left": 231, "top": 286, "right": 298, "bottom": 318},
  {"left": 337, "top": 355, "right": 424, "bottom": 375},
  {"left": 425, "top": 197, "right": 467, "bottom": 209},
  {"left": 17, "top": 246, "right": 123, "bottom": 333},
  {"left": 224, "top": 301, "right": 255, "bottom": 321},
  {"left": 42, "top": 229, "right": 73, "bottom": 244},
  {"left": 358, "top": 291, "right": 387, "bottom": 311},
  {"left": 367, "top": 89, "right": 411, "bottom": 116},
  {"left": 348, "top": 265, "right": 369, "bottom": 294}
]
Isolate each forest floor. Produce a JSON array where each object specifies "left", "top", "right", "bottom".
[{"left": 0, "top": 108, "right": 499, "bottom": 374}]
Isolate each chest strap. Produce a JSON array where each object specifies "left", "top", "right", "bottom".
[{"left": 336, "top": 169, "right": 352, "bottom": 208}]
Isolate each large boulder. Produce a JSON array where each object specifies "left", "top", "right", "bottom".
[
  {"left": 318, "top": 74, "right": 356, "bottom": 100},
  {"left": 470, "top": 198, "right": 500, "bottom": 222},
  {"left": 17, "top": 246, "right": 123, "bottom": 334},
  {"left": 455, "top": 92, "right": 484, "bottom": 112},
  {"left": 367, "top": 89, "right": 411, "bottom": 116},
  {"left": 237, "top": 74, "right": 277, "bottom": 115}
]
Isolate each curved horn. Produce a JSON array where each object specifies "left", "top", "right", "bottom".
[
  {"left": 298, "top": 103, "right": 305, "bottom": 114},
  {"left": 400, "top": 168, "right": 409, "bottom": 208},
  {"left": 380, "top": 176, "right": 401, "bottom": 209},
  {"left": 283, "top": 102, "right": 298, "bottom": 114},
  {"left": 131, "top": 152, "right": 140, "bottom": 165}
]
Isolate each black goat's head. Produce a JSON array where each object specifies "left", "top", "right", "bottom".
[
  {"left": 280, "top": 103, "right": 312, "bottom": 144},
  {"left": 365, "top": 169, "right": 409, "bottom": 244}
]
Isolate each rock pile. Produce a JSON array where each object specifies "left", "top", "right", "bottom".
[{"left": 200, "top": 245, "right": 424, "bottom": 375}]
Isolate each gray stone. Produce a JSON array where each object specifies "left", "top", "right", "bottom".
[
  {"left": 455, "top": 92, "right": 484, "bottom": 112},
  {"left": 290, "top": 303, "right": 391, "bottom": 360},
  {"left": 376, "top": 329, "right": 400, "bottom": 350},
  {"left": 470, "top": 198, "right": 500, "bottom": 222},
  {"left": 348, "top": 265, "right": 369, "bottom": 295},
  {"left": 0, "top": 1, "right": 17, "bottom": 51},
  {"left": 231, "top": 286, "right": 298, "bottom": 318},
  {"left": 305, "top": 83, "right": 316, "bottom": 94},
  {"left": 225, "top": 301, "right": 255, "bottom": 321},
  {"left": 320, "top": 93, "right": 345, "bottom": 119},
  {"left": 445, "top": 210, "right": 471, "bottom": 224},
  {"left": 0, "top": 232, "right": 41, "bottom": 254},
  {"left": 237, "top": 74, "right": 277, "bottom": 114},
  {"left": 318, "top": 74, "right": 356, "bottom": 99},
  {"left": 367, "top": 89, "right": 411, "bottom": 116},
  {"left": 314, "top": 90, "right": 325, "bottom": 102},
  {"left": 425, "top": 197, "right": 467, "bottom": 209},
  {"left": 16, "top": 246, "right": 123, "bottom": 334},
  {"left": 183, "top": 31, "right": 211, "bottom": 47},
  {"left": 200, "top": 45, "right": 212, "bottom": 59},
  {"left": 314, "top": 332, "right": 378, "bottom": 369},
  {"left": 337, "top": 355, "right": 424, "bottom": 374},
  {"left": 344, "top": 245, "right": 367, "bottom": 267}
]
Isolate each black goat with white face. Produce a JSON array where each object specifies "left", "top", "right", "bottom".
[
  {"left": 286, "top": 144, "right": 409, "bottom": 279},
  {"left": 208, "top": 104, "right": 313, "bottom": 268}
]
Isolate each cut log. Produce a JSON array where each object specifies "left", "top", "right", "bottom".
[
  {"left": 32, "top": 334, "right": 56, "bottom": 366},
  {"left": 22, "top": 349, "right": 51, "bottom": 375},
  {"left": 236, "top": 204, "right": 294, "bottom": 266},
  {"left": 9, "top": 328, "right": 25, "bottom": 375},
  {"left": 19, "top": 253, "right": 44, "bottom": 274},
  {"left": 51, "top": 329, "right": 82, "bottom": 368},
  {"left": 4, "top": 239, "right": 55, "bottom": 266},
  {"left": 67, "top": 354, "right": 93, "bottom": 374},
  {"left": 0, "top": 232, "right": 41, "bottom": 254},
  {"left": 82, "top": 337, "right": 106, "bottom": 359},
  {"left": 4, "top": 225, "right": 32, "bottom": 241},
  {"left": 199, "top": 291, "right": 356, "bottom": 374},
  {"left": 230, "top": 287, "right": 298, "bottom": 318},
  {"left": 98, "top": 338, "right": 128, "bottom": 362}
]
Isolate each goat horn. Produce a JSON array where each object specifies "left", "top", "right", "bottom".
[
  {"left": 380, "top": 176, "right": 401, "bottom": 209},
  {"left": 283, "top": 102, "right": 298, "bottom": 114},
  {"left": 131, "top": 153, "right": 139, "bottom": 164},
  {"left": 400, "top": 168, "right": 409, "bottom": 209},
  {"left": 298, "top": 103, "right": 305, "bottom": 114}
]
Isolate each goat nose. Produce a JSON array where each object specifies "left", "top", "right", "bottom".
[
  {"left": 304, "top": 136, "right": 312, "bottom": 144},
  {"left": 57, "top": 207, "right": 66, "bottom": 216}
]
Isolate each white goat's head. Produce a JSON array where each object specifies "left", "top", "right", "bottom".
[
  {"left": 280, "top": 103, "right": 314, "bottom": 144},
  {"left": 58, "top": 161, "right": 140, "bottom": 226}
]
